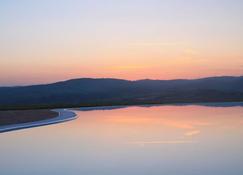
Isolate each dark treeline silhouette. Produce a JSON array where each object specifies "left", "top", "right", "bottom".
[{"left": 1, "top": 76, "right": 243, "bottom": 110}]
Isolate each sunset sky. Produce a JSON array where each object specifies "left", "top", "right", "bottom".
[{"left": 0, "top": 0, "right": 243, "bottom": 86}]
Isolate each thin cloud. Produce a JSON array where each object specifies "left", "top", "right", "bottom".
[
  {"left": 183, "top": 48, "right": 199, "bottom": 56},
  {"left": 128, "top": 42, "right": 181, "bottom": 47},
  {"left": 109, "top": 65, "right": 149, "bottom": 71},
  {"left": 184, "top": 130, "right": 200, "bottom": 137},
  {"left": 127, "top": 140, "right": 196, "bottom": 146}
]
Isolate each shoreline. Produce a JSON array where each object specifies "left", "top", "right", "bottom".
[
  {"left": 1, "top": 100, "right": 243, "bottom": 111},
  {"left": 0, "top": 109, "right": 77, "bottom": 133},
  {"left": 74, "top": 101, "right": 243, "bottom": 111}
]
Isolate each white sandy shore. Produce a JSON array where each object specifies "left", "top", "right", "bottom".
[{"left": 0, "top": 109, "right": 77, "bottom": 133}]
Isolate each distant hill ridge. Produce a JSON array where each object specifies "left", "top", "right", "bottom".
[{"left": 1, "top": 76, "right": 243, "bottom": 110}]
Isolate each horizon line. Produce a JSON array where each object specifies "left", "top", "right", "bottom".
[{"left": 1, "top": 75, "right": 242, "bottom": 88}]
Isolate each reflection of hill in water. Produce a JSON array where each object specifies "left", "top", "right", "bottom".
[
  {"left": 195, "top": 102, "right": 243, "bottom": 107},
  {"left": 74, "top": 106, "right": 128, "bottom": 111},
  {"left": 74, "top": 102, "right": 243, "bottom": 111}
]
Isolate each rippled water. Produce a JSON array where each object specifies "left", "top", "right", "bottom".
[{"left": 1, "top": 104, "right": 243, "bottom": 175}]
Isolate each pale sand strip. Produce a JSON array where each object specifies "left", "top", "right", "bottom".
[{"left": 0, "top": 109, "right": 77, "bottom": 133}]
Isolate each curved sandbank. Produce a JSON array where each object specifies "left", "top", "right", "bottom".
[{"left": 0, "top": 109, "right": 77, "bottom": 133}]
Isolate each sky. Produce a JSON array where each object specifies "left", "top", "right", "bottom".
[{"left": 0, "top": 0, "right": 243, "bottom": 86}]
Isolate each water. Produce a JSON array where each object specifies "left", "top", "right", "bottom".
[{"left": 1, "top": 104, "right": 243, "bottom": 175}]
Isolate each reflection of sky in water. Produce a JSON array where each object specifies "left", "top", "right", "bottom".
[{"left": 1, "top": 104, "right": 243, "bottom": 175}]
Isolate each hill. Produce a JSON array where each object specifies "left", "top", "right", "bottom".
[{"left": 1, "top": 76, "right": 243, "bottom": 110}]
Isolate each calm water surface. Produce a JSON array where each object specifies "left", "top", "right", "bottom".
[{"left": 1, "top": 104, "right": 243, "bottom": 175}]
